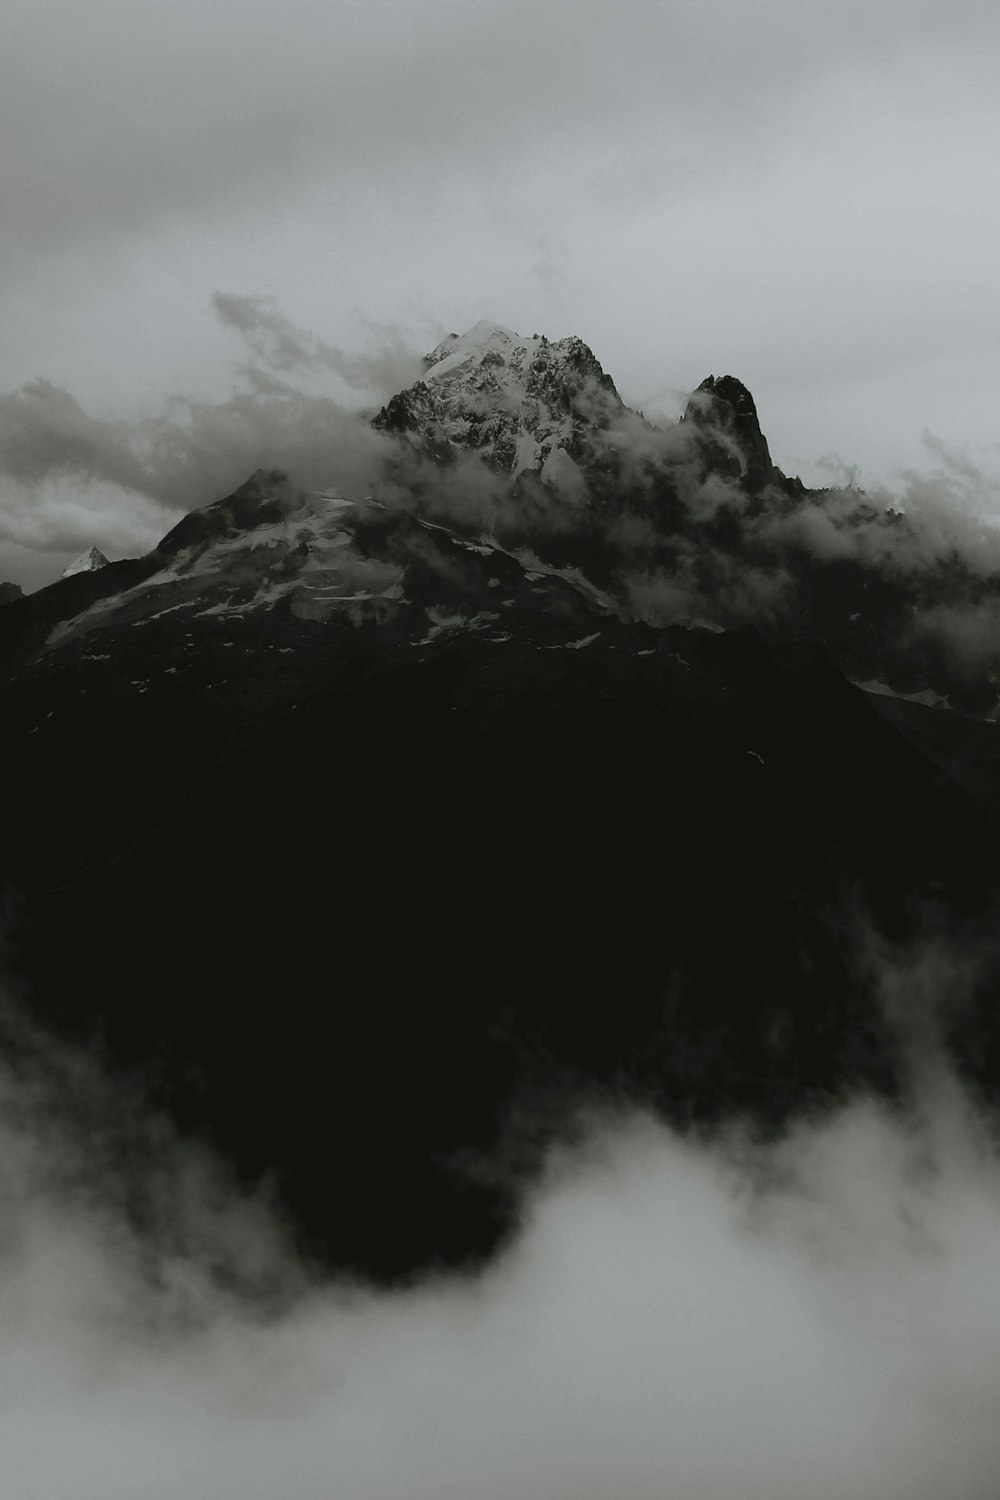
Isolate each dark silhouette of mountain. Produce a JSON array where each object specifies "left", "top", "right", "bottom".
[{"left": 2, "top": 323, "right": 1000, "bottom": 1283}]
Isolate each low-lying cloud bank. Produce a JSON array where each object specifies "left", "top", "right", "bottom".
[{"left": 4, "top": 924, "right": 1000, "bottom": 1500}]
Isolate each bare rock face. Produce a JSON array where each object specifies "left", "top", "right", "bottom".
[
  {"left": 682, "top": 374, "right": 782, "bottom": 494},
  {"left": 0, "top": 580, "right": 23, "bottom": 606}
]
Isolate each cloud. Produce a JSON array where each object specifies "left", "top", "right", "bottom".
[
  {"left": 211, "top": 292, "right": 425, "bottom": 401},
  {"left": 4, "top": 0, "right": 994, "bottom": 261},
  {"left": 0, "top": 340, "right": 400, "bottom": 572},
  {"left": 759, "top": 436, "right": 1000, "bottom": 578},
  {"left": 0, "top": 380, "right": 154, "bottom": 495},
  {"left": 3, "top": 911, "right": 1000, "bottom": 1499},
  {"left": 581, "top": 415, "right": 1000, "bottom": 692},
  {"left": 135, "top": 373, "right": 393, "bottom": 505},
  {"left": 0, "top": 380, "right": 176, "bottom": 565},
  {"left": 905, "top": 598, "right": 1000, "bottom": 692},
  {"left": 0, "top": 295, "right": 442, "bottom": 579},
  {"left": 0, "top": 476, "right": 169, "bottom": 567},
  {"left": 886, "top": 435, "right": 1000, "bottom": 569}
]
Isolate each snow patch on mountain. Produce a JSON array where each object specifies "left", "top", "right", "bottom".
[
  {"left": 539, "top": 444, "right": 585, "bottom": 499},
  {"left": 43, "top": 488, "right": 408, "bottom": 647},
  {"left": 37, "top": 463, "right": 615, "bottom": 662}
]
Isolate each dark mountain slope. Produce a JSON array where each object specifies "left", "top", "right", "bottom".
[{"left": 5, "top": 618, "right": 996, "bottom": 1279}]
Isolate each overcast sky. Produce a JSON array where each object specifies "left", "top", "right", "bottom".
[{"left": 3, "top": 0, "right": 1000, "bottom": 585}]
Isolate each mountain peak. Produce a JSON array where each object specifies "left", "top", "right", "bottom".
[
  {"left": 61, "top": 546, "right": 110, "bottom": 578},
  {"left": 374, "top": 322, "right": 622, "bottom": 483},
  {"left": 694, "top": 374, "right": 759, "bottom": 418},
  {"left": 684, "top": 374, "right": 777, "bottom": 493}
]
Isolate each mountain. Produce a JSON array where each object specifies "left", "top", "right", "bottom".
[
  {"left": 2, "top": 322, "right": 1000, "bottom": 1283},
  {"left": 0, "top": 580, "right": 23, "bottom": 606},
  {"left": 376, "top": 325, "right": 1000, "bottom": 718},
  {"left": 61, "top": 545, "right": 110, "bottom": 578}
]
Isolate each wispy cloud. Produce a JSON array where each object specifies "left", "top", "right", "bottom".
[{"left": 211, "top": 292, "right": 424, "bottom": 400}]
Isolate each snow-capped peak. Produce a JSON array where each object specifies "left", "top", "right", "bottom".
[
  {"left": 423, "top": 322, "right": 543, "bottom": 383},
  {"left": 62, "top": 546, "right": 110, "bottom": 578},
  {"left": 375, "top": 321, "right": 623, "bottom": 485}
]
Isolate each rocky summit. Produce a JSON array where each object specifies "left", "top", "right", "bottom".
[
  {"left": 683, "top": 374, "right": 789, "bottom": 495},
  {"left": 2, "top": 321, "right": 1000, "bottom": 1283},
  {"left": 374, "top": 320, "right": 623, "bottom": 486}
]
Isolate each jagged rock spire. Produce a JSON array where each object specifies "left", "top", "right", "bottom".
[{"left": 684, "top": 375, "right": 777, "bottom": 494}]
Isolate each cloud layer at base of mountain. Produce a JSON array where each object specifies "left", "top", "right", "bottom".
[{"left": 2, "top": 936, "right": 1000, "bottom": 1500}]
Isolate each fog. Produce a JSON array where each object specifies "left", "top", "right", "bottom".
[{"left": 3, "top": 923, "right": 1000, "bottom": 1500}]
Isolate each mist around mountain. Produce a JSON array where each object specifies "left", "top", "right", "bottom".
[{"left": 3, "top": 320, "right": 1000, "bottom": 1498}]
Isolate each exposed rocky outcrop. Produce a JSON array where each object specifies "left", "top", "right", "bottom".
[{"left": 683, "top": 373, "right": 802, "bottom": 496}]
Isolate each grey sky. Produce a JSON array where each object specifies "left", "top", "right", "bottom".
[{"left": 3, "top": 0, "right": 999, "bottom": 586}]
